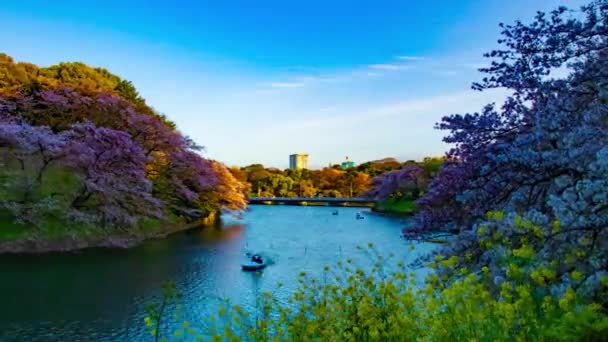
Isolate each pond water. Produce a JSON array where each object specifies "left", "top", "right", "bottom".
[{"left": 0, "top": 205, "right": 433, "bottom": 341}]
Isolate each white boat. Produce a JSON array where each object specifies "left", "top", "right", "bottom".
[{"left": 241, "top": 254, "right": 266, "bottom": 271}]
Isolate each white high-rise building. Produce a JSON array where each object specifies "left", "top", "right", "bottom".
[{"left": 289, "top": 153, "right": 309, "bottom": 170}]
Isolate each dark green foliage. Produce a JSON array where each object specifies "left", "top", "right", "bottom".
[
  {"left": 37, "top": 62, "right": 121, "bottom": 92},
  {"left": 0, "top": 53, "right": 175, "bottom": 128}
]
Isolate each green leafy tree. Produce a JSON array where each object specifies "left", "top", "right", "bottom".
[
  {"left": 296, "top": 179, "right": 316, "bottom": 197},
  {"left": 0, "top": 53, "right": 174, "bottom": 127},
  {"left": 145, "top": 281, "right": 181, "bottom": 342}
]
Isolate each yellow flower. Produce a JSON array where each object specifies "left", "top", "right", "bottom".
[
  {"left": 551, "top": 220, "right": 561, "bottom": 233},
  {"left": 465, "top": 252, "right": 473, "bottom": 262},
  {"left": 506, "top": 263, "right": 521, "bottom": 279},
  {"left": 512, "top": 244, "right": 535, "bottom": 259},
  {"left": 541, "top": 268, "right": 556, "bottom": 281},
  {"left": 530, "top": 270, "right": 544, "bottom": 285},
  {"left": 570, "top": 270, "right": 583, "bottom": 282},
  {"left": 440, "top": 256, "right": 459, "bottom": 268},
  {"left": 559, "top": 288, "right": 576, "bottom": 310}
]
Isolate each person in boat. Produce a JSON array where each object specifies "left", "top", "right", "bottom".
[{"left": 251, "top": 254, "right": 263, "bottom": 264}]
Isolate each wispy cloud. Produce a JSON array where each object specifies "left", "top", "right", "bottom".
[
  {"left": 261, "top": 57, "right": 419, "bottom": 90},
  {"left": 464, "top": 63, "right": 490, "bottom": 70},
  {"left": 434, "top": 70, "right": 460, "bottom": 77},
  {"left": 251, "top": 89, "right": 280, "bottom": 95},
  {"left": 260, "top": 54, "right": 469, "bottom": 92},
  {"left": 318, "top": 76, "right": 345, "bottom": 83},
  {"left": 258, "top": 74, "right": 344, "bottom": 92},
  {"left": 315, "top": 106, "right": 336, "bottom": 113},
  {"left": 294, "top": 75, "right": 318, "bottom": 82},
  {"left": 398, "top": 56, "right": 425, "bottom": 61},
  {"left": 267, "top": 82, "right": 304, "bottom": 88},
  {"left": 368, "top": 63, "right": 407, "bottom": 71},
  {"left": 265, "top": 89, "right": 509, "bottom": 132}
]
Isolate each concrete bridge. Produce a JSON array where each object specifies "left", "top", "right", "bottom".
[{"left": 248, "top": 197, "right": 375, "bottom": 207}]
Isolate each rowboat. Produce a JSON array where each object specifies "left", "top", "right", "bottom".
[{"left": 242, "top": 254, "right": 266, "bottom": 271}]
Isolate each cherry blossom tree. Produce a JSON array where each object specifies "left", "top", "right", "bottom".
[
  {"left": 64, "top": 122, "right": 164, "bottom": 227},
  {"left": 416, "top": 0, "right": 608, "bottom": 300},
  {"left": 199, "top": 161, "right": 248, "bottom": 213},
  {"left": 1, "top": 86, "right": 246, "bottom": 225},
  {"left": 363, "top": 165, "right": 424, "bottom": 201},
  {"left": 151, "top": 148, "right": 218, "bottom": 219},
  {"left": 0, "top": 114, "right": 167, "bottom": 229},
  {"left": 0, "top": 116, "right": 68, "bottom": 226}
]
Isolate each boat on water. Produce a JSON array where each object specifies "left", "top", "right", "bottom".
[
  {"left": 356, "top": 213, "right": 364, "bottom": 220},
  {"left": 332, "top": 210, "right": 339, "bottom": 215},
  {"left": 241, "top": 253, "right": 267, "bottom": 271}
]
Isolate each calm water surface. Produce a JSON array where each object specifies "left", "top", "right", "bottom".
[{"left": 0, "top": 205, "right": 432, "bottom": 341}]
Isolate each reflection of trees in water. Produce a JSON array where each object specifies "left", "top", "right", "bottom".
[
  {"left": 0, "top": 222, "right": 248, "bottom": 339},
  {"left": 3, "top": 206, "right": 409, "bottom": 340},
  {"left": 0, "top": 242, "right": 188, "bottom": 339},
  {"left": 195, "top": 223, "right": 245, "bottom": 242}
]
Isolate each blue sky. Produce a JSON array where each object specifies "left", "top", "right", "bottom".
[{"left": 0, "top": 0, "right": 585, "bottom": 168}]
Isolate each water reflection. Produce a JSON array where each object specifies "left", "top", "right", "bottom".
[{"left": 0, "top": 205, "right": 432, "bottom": 341}]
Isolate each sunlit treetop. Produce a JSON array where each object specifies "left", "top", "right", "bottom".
[{"left": 0, "top": 53, "right": 175, "bottom": 128}]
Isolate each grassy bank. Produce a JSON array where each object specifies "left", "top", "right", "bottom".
[
  {"left": 373, "top": 197, "right": 416, "bottom": 215},
  {"left": 1, "top": 162, "right": 182, "bottom": 251},
  {"left": 0, "top": 207, "right": 220, "bottom": 254},
  {"left": 0, "top": 214, "right": 209, "bottom": 254},
  {"left": 0, "top": 212, "right": 166, "bottom": 242}
]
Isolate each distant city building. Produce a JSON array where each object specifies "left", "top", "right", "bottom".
[
  {"left": 289, "top": 153, "right": 309, "bottom": 170},
  {"left": 341, "top": 156, "right": 355, "bottom": 169}
]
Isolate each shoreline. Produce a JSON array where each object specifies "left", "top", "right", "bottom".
[
  {"left": 370, "top": 206, "right": 415, "bottom": 217},
  {"left": 371, "top": 198, "right": 417, "bottom": 216},
  {"left": 0, "top": 213, "right": 219, "bottom": 255}
]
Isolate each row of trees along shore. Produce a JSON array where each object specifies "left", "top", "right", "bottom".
[
  {"left": 148, "top": 1, "right": 608, "bottom": 340},
  {"left": 233, "top": 156, "right": 443, "bottom": 199},
  {"left": 0, "top": 54, "right": 247, "bottom": 246}
]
